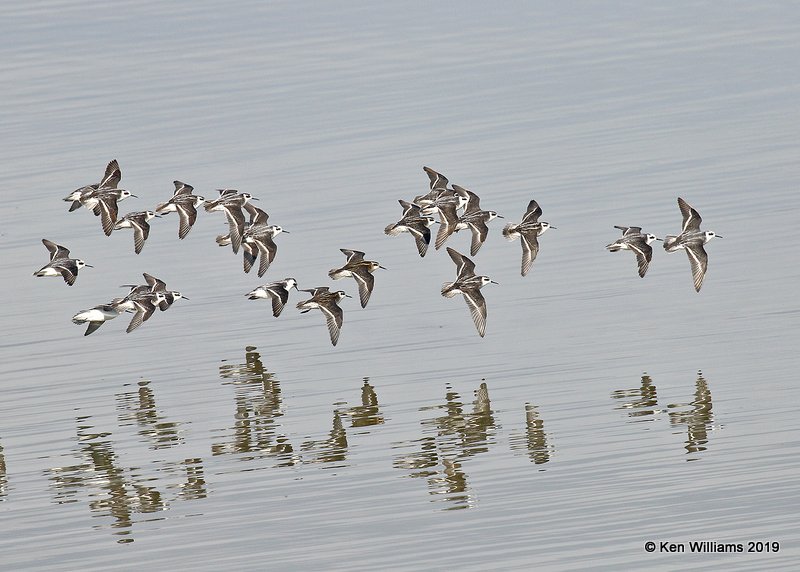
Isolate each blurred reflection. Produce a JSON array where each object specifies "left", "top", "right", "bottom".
[
  {"left": 211, "top": 346, "right": 296, "bottom": 465},
  {"left": 509, "top": 403, "right": 554, "bottom": 465},
  {"left": 301, "top": 411, "right": 349, "bottom": 466},
  {"left": 300, "top": 379, "right": 386, "bottom": 467},
  {"left": 116, "top": 380, "right": 184, "bottom": 449},
  {"left": 347, "top": 378, "right": 385, "bottom": 428},
  {"left": 162, "top": 458, "right": 208, "bottom": 501},
  {"left": 392, "top": 382, "right": 497, "bottom": 510},
  {"left": 611, "top": 373, "right": 660, "bottom": 420},
  {"left": 612, "top": 371, "right": 716, "bottom": 459},
  {"left": 47, "top": 416, "right": 207, "bottom": 542},
  {"left": 668, "top": 371, "right": 715, "bottom": 458},
  {"left": 0, "top": 442, "right": 7, "bottom": 501}
]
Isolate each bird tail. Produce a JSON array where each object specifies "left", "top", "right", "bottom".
[
  {"left": 441, "top": 282, "right": 458, "bottom": 297},
  {"left": 502, "top": 223, "right": 518, "bottom": 241}
]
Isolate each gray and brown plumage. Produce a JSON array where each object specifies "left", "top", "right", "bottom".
[
  {"left": 296, "top": 287, "right": 351, "bottom": 346},
  {"left": 441, "top": 247, "right": 497, "bottom": 337},
  {"left": 385, "top": 200, "right": 436, "bottom": 257},
  {"left": 246, "top": 278, "right": 299, "bottom": 318},
  {"left": 155, "top": 181, "right": 206, "bottom": 240},
  {"left": 606, "top": 226, "right": 661, "bottom": 278},
  {"left": 328, "top": 249, "right": 385, "bottom": 308},
  {"left": 33, "top": 239, "right": 92, "bottom": 286},
  {"left": 241, "top": 204, "right": 288, "bottom": 278},
  {"left": 205, "top": 190, "right": 257, "bottom": 254},
  {"left": 63, "top": 159, "right": 121, "bottom": 212},
  {"left": 663, "top": 197, "right": 723, "bottom": 292},
  {"left": 436, "top": 186, "right": 501, "bottom": 255},
  {"left": 113, "top": 210, "right": 159, "bottom": 254},
  {"left": 112, "top": 272, "right": 187, "bottom": 332},
  {"left": 71, "top": 304, "right": 122, "bottom": 336},
  {"left": 502, "top": 199, "right": 555, "bottom": 276}
]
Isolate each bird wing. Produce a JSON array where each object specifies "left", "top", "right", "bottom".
[
  {"left": 352, "top": 268, "right": 375, "bottom": 308},
  {"left": 462, "top": 288, "right": 487, "bottom": 337},
  {"left": 97, "top": 194, "right": 120, "bottom": 236},
  {"left": 685, "top": 242, "right": 708, "bottom": 292},
  {"left": 519, "top": 230, "right": 540, "bottom": 277},
  {"left": 173, "top": 180, "right": 194, "bottom": 196},
  {"left": 446, "top": 247, "right": 476, "bottom": 279},
  {"left": 99, "top": 159, "right": 121, "bottom": 190},
  {"left": 242, "top": 242, "right": 257, "bottom": 274},
  {"left": 627, "top": 239, "right": 653, "bottom": 278},
  {"left": 522, "top": 200, "right": 542, "bottom": 224},
  {"left": 84, "top": 321, "right": 104, "bottom": 336},
  {"left": 175, "top": 202, "right": 197, "bottom": 239},
  {"left": 55, "top": 260, "right": 79, "bottom": 286},
  {"left": 223, "top": 205, "right": 245, "bottom": 254},
  {"left": 423, "top": 166, "right": 449, "bottom": 190},
  {"left": 678, "top": 197, "right": 703, "bottom": 232},
  {"left": 468, "top": 219, "right": 489, "bottom": 256},
  {"left": 42, "top": 238, "right": 70, "bottom": 261},
  {"left": 319, "top": 302, "right": 343, "bottom": 346},
  {"left": 340, "top": 249, "right": 365, "bottom": 263}
]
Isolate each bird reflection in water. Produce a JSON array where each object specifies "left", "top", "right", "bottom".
[
  {"left": 612, "top": 371, "right": 716, "bottom": 459},
  {"left": 0, "top": 442, "right": 7, "bottom": 501},
  {"left": 211, "top": 346, "right": 296, "bottom": 465},
  {"left": 392, "top": 381, "right": 497, "bottom": 510},
  {"left": 300, "top": 379, "right": 385, "bottom": 466},
  {"left": 509, "top": 403, "right": 554, "bottom": 465},
  {"left": 46, "top": 416, "right": 206, "bottom": 543},
  {"left": 668, "top": 370, "right": 715, "bottom": 458},
  {"left": 348, "top": 378, "right": 384, "bottom": 428},
  {"left": 300, "top": 411, "right": 349, "bottom": 466},
  {"left": 611, "top": 373, "right": 660, "bottom": 421},
  {"left": 116, "top": 380, "right": 184, "bottom": 449}
]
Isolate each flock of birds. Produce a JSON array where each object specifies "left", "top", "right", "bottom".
[{"left": 33, "top": 160, "right": 722, "bottom": 344}]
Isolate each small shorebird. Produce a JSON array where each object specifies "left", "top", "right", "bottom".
[
  {"left": 114, "top": 210, "right": 159, "bottom": 254},
  {"left": 246, "top": 278, "right": 299, "bottom": 317},
  {"left": 205, "top": 190, "right": 257, "bottom": 254},
  {"left": 606, "top": 226, "right": 661, "bottom": 278},
  {"left": 63, "top": 159, "right": 121, "bottom": 212},
  {"left": 155, "top": 181, "right": 205, "bottom": 240},
  {"left": 72, "top": 304, "right": 122, "bottom": 336},
  {"left": 296, "top": 287, "right": 351, "bottom": 346},
  {"left": 441, "top": 247, "right": 497, "bottom": 337},
  {"left": 33, "top": 239, "right": 92, "bottom": 286},
  {"left": 502, "top": 199, "right": 555, "bottom": 276},
  {"left": 385, "top": 200, "right": 436, "bottom": 257},
  {"left": 663, "top": 197, "right": 722, "bottom": 292},
  {"left": 436, "top": 186, "right": 501, "bottom": 255},
  {"left": 328, "top": 249, "right": 385, "bottom": 308}
]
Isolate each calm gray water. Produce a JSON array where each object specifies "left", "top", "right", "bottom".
[{"left": 2, "top": 1, "right": 799, "bottom": 570}]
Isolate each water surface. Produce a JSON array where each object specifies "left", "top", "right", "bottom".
[{"left": 1, "top": 1, "right": 799, "bottom": 569}]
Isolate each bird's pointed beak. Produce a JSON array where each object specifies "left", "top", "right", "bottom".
[
  {"left": 129, "top": 194, "right": 138, "bottom": 198},
  {"left": 345, "top": 293, "right": 353, "bottom": 298},
  {"left": 655, "top": 237, "right": 663, "bottom": 241},
  {"left": 491, "top": 280, "right": 499, "bottom": 285},
  {"left": 716, "top": 235, "right": 724, "bottom": 238},
  {"left": 549, "top": 226, "right": 557, "bottom": 230},
  {"left": 182, "top": 296, "right": 190, "bottom": 300},
  {"left": 496, "top": 215, "right": 504, "bottom": 219},
  {"left": 251, "top": 197, "right": 260, "bottom": 201},
  {"left": 282, "top": 229, "right": 290, "bottom": 234},
  {"left": 379, "top": 265, "right": 387, "bottom": 270},
  {"left": 85, "top": 264, "right": 94, "bottom": 268}
]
